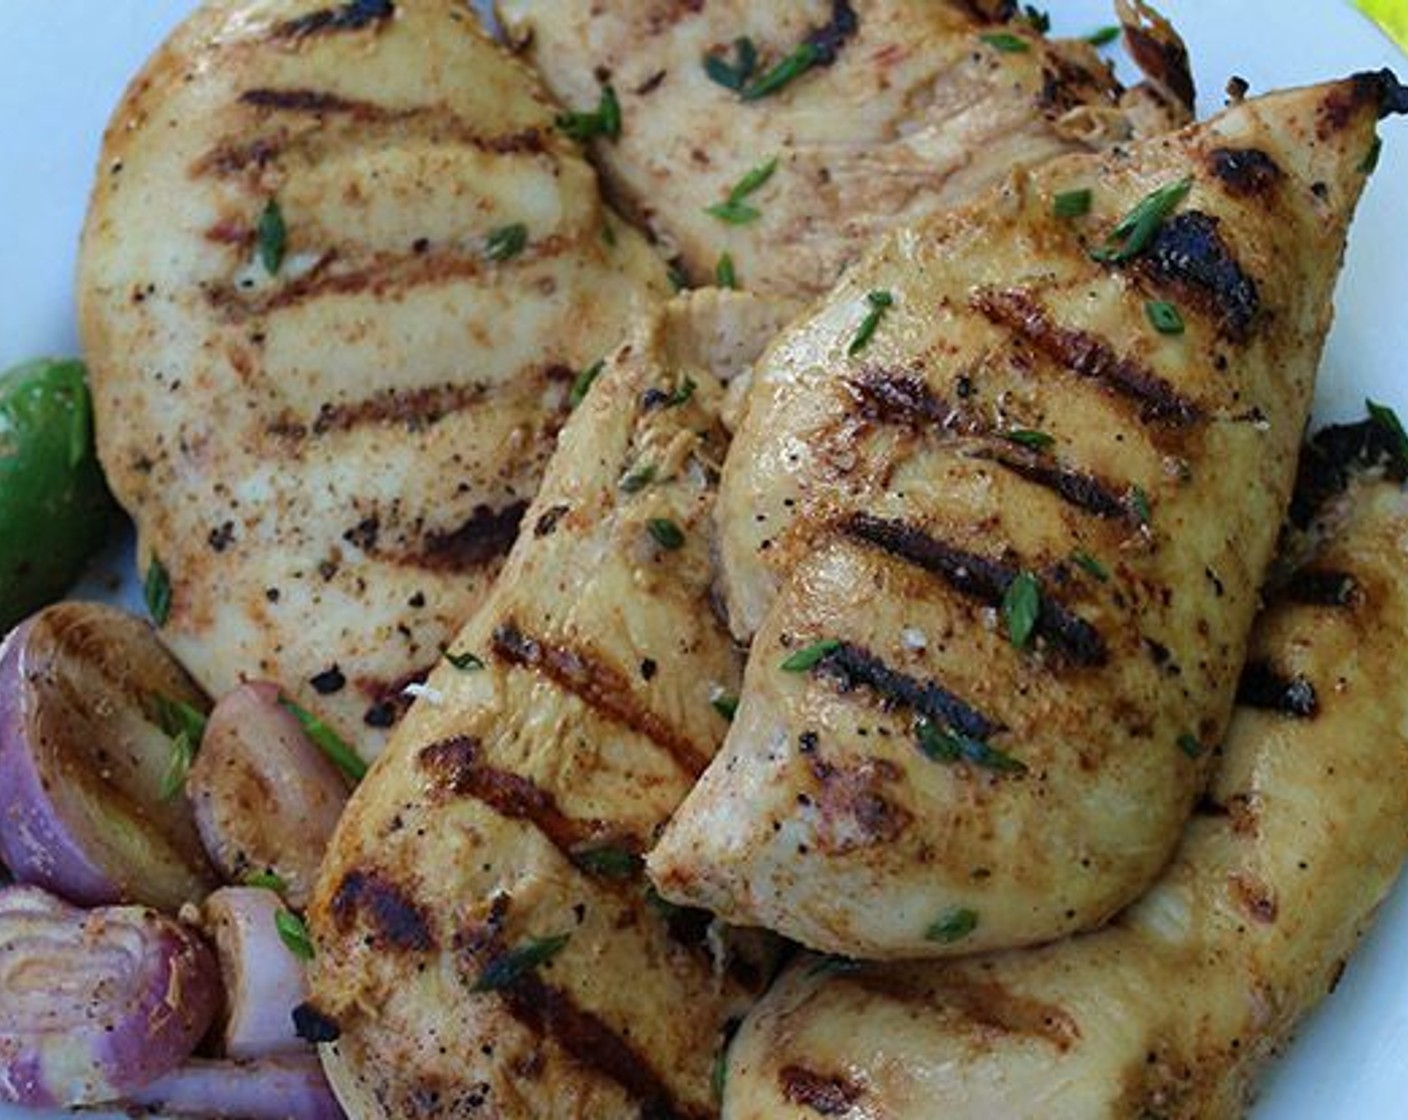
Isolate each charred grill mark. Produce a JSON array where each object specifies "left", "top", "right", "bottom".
[
  {"left": 970, "top": 445, "right": 1131, "bottom": 521},
  {"left": 1208, "top": 147, "right": 1283, "bottom": 197},
  {"left": 495, "top": 972, "right": 705, "bottom": 1120},
  {"left": 239, "top": 87, "right": 364, "bottom": 114},
  {"left": 1229, "top": 871, "right": 1278, "bottom": 924},
  {"left": 806, "top": 755, "right": 913, "bottom": 853},
  {"left": 1279, "top": 568, "right": 1360, "bottom": 608},
  {"left": 778, "top": 1065, "right": 864, "bottom": 1115},
  {"left": 418, "top": 502, "right": 528, "bottom": 572},
  {"left": 534, "top": 504, "right": 570, "bottom": 538},
  {"left": 808, "top": 640, "right": 1000, "bottom": 741},
  {"left": 1290, "top": 417, "right": 1408, "bottom": 527},
  {"left": 492, "top": 623, "right": 711, "bottom": 777},
  {"left": 291, "top": 1002, "right": 342, "bottom": 1043},
  {"left": 417, "top": 736, "right": 646, "bottom": 874},
  {"left": 272, "top": 0, "right": 394, "bottom": 39},
  {"left": 1319, "top": 69, "right": 1408, "bottom": 136},
  {"left": 972, "top": 288, "right": 1201, "bottom": 426},
  {"left": 1139, "top": 212, "right": 1260, "bottom": 340},
  {"left": 1236, "top": 660, "right": 1318, "bottom": 718},
  {"left": 843, "top": 513, "right": 1107, "bottom": 665},
  {"left": 266, "top": 383, "right": 494, "bottom": 443},
  {"left": 329, "top": 869, "right": 435, "bottom": 951},
  {"left": 353, "top": 663, "right": 432, "bottom": 729},
  {"left": 844, "top": 369, "right": 970, "bottom": 430}
]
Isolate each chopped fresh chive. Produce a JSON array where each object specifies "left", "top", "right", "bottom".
[
  {"left": 667, "top": 377, "right": 697, "bottom": 407},
  {"left": 145, "top": 555, "right": 172, "bottom": 626},
  {"left": 705, "top": 156, "right": 779, "bottom": 224},
  {"left": 244, "top": 870, "right": 289, "bottom": 894},
  {"left": 741, "top": 41, "right": 821, "bottom": 101},
  {"left": 715, "top": 252, "right": 737, "bottom": 290},
  {"left": 569, "top": 360, "right": 604, "bottom": 409},
  {"left": 153, "top": 694, "right": 209, "bottom": 745},
  {"left": 711, "top": 1041, "right": 729, "bottom": 1102},
  {"left": 780, "top": 638, "right": 842, "bottom": 672},
  {"left": 1090, "top": 177, "right": 1193, "bottom": 264},
  {"left": 620, "top": 462, "right": 657, "bottom": 493},
  {"left": 1001, "top": 570, "right": 1041, "bottom": 649},
  {"left": 159, "top": 730, "right": 196, "bottom": 802},
  {"left": 1367, "top": 398, "right": 1408, "bottom": 465},
  {"left": 1070, "top": 549, "right": 1109, "bottom": 582},
  {"left": 647, "top": 517, "right": 686, "bottom": 550},
  {"left": 979, "top": 31, "right": 1030, "bottom": 53},
  {"left": 1145, "top": 299, "right": 1185, "bottom": 335},
  {"left": 1005, "top": 428, "right": 1055, "bottom": 452},
  {"left": 711, "top": 693, "right": 739, "bottom": 721},
  {"left": 483, "top": 222, "right": 528, "bottom": 262},
  {"left": 925, "top": 907, "right": 979, "bottom": 944},
  {"left": 276, "top": 909, "right": 314, "bottom": 961},
  {"left": 1129, "top": 484, "right": 1153, "bottom": 525},
  {"left": 1086, "top": 25, "right": 1120, "bottom": 47},
  {"left": 572, "top": 846, "right": 640, "bottom": 879},
  {"left": 916, "top": 718, "right": 1026, "bottom": 774},
  {"left": 472, "top": 933, "right": 570, "bottom": 992},
  {"left": 1052, "top": 188, "right": 1093, "bottom": 219},
  {"left": 1177, "top": 732, "right": 1204, "bottom": 759},
  {"left": 257, "top": 199, "right": 287, "bottom": 275},
  {"left": 279, "top": 697, "right": 367, "bottom": 783},
  {"left": 445, "top": 650, "right": 485, "bottom": 671},
  {"left": 703, "top": 36, "right": 758, "bottom": 92},
  {"left": 555, "top": 84, "right": 621, "bottom": 141},
  {"left": 1359, "top": 136, "right": 1383, "bottom": 176},
  {"left": 1020, "top": 5, "right": 1051, "bottom": 33},
  {"left": 847, "top": 289, "right": 894, "bottom": 356}
]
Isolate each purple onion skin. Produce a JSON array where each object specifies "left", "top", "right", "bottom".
[
  {"left": 0, "top": 603, "right": 217, "bottom": 910},
  {"left": 123, "top": 1055, "right": 347, "bottom": 1119},
  {"left": 0, "top": 884, "right": 222, "bottom": 1107}
]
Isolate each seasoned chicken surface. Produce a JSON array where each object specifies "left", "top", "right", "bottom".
[
  {"left": 78, "top": 0, "right": 669, "bottom": 760},
  {"left": 650, "top": 74, "right": 1401, "bottom": 958},
  {"left": 307, "top": 292, "right": 793, "bottom": 1120},
  {"left": 723, "top": 450, "right": 1408, "bottom": 1120},
  {"left": 495, "top": 0, "right": 1192, "bottom": 302}
]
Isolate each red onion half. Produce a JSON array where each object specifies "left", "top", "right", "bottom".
[
  {"left": 123, "top": 1055, "right": 346, "bottom": 1119},
  {"left": 0, "top": 884, "right": 221, "bottom": 1107},
  {"left": 0, "top": 602, "right": 217, "bottom": 910}
]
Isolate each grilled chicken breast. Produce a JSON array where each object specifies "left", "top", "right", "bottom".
[
  {"left": 307, "top": 291, "right": 792, "bottom": 1120},
  {"left": 494, "top": 0, "right": 1192, "bottom": 302},
  {"left": 723, "top": 446, "right": 1408, "bottom": 1120},
  {"left": 78, "top": 0, "right": 670, "bottom": 761},
  {"left": 650, "top": 73, "right": 1404, "bottom": 958}
]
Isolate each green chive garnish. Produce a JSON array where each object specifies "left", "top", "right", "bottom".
[
  {"left": 925, "top": 907, "right": 979, "bottom": 944},
  {"left": 647, "top": 517, "right": 686, "bottom": 550},
  {"left": 276, "top": 909, "right": 314, "bottom": 961},
  {"left": 711, "top": 693, "right": 739, "bottom": 721},
  {"left": 780, "top": 638, "right": 842, "bottom": 672},
  {"left": 979, "top": 31, "right": 1030, "bottom": 53},
  {"left": 556, "top": 84, "right": 621, "bottom": 141},
  {"left": 916, "top": 718, "right": 1027, "bottom": 774},
  {"left": 1367, "top": 398, "right": 1408, "bottom": 465},
  {"left": 1129, "top": 484, "right": 1153, "bottom": 525},
  {"left": 572, "top": 846, "right": 640, "bottom": 879},
  {"left": 667, "top": 377, "right": 697, "bottom": 407},
  {"left": 484, "top": 222, "right": 528, "bottom": 262},
  {"left": 473, "top": 933, "right": 570, "bottom": 992},
  {"left": 1071, "top": 549, "right": 1109, "bottom": 582},
  {"left": 1053, "top": 188, "right": 1093, "bottom": 219},
  {"left": 741, "top": 42, "right": 821, "bottom": 101},
  {"left": 159, "top": 731, "right": 195, "bottom": 802},
  {"left": 847, "top": 289, "right": 894, "bottom": 356},
  {"left": 145, "top": 555, "right": 172, "bottom": 626},
  {"left": 1021, "top": 5, "right": 1051, "bottom": 33},
  {"left": 569, "top": 360, "right": 604, "bottom": 409},
  {"left": 1001, "top": 570, "right": 1041, "bottom": 649},
  {"left": 1086, "top": 25, "right": 1120, "bottom": 47},
  {"left": 1177, "top": 732, "right": 1203, "bottom": 759},
  {"left": 445, "top": 650, "right": 485, "bottom": 671},
  {"left": 244, "top": 870, "right": 289, "bottom": 894},
  {"left": 1090, "top": 177, "right": 1193, "bottom": 264},
  {"left": 279, "top": 697, "right": 367, "bottom": 783},
  {"left": 1006, "top": 429, "right": 1055, "bottom": 452},
  {"left": 621, "top": 463, "right": 657, "bottom": 493},
  {"left": 715, "top": 252, "right": 737, "bottom": 290},
  {"left": 704, "top": 37, "right": 759, "bottom": 92},
  {"left": 1145, "top": 299, "right": 1185, "bottom": 335},
  {"left": 705, "top": 157, "right": 779, "bottom": 224},
  {"left": 257, "top": 199, "right": 287, "bottom": 275}
]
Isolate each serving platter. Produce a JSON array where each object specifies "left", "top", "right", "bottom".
[{"left": 0, "top": 2, "right": 1404, "bottom": 1117}]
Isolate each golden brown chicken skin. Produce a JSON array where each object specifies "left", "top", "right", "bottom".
[
  {"left": 78, "top": 0, "right": 670, "bottom": 761},
  {"left": 723, "top": 433, "right": 1408, "bottom": 1120},
  {"left": 650, "top": 72, "right": 1403, "bottom": 958},
  {"left": 495, "top": 0, "right": 1192, "bottom": 302},
  {"left": 307, "top": 292, "right": 792, "bottom": 1120}
]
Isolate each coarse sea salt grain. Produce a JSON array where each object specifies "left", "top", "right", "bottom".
[{"left": 901, "top": 627, "right": 927, "bottom": 651}]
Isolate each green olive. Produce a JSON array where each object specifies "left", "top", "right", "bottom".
[{"left": 0, "top": 359, "right": 121, "bottom": 631}]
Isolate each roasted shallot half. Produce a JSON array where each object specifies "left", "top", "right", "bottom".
[{"left": 0, "top": 883, "right": 221, "bottom": 1107}]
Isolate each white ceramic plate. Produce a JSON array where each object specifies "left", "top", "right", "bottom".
[{"left": 1, "top": 2, "right": 1405, "bottom": 1117}]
